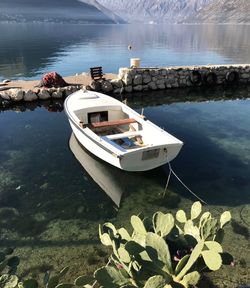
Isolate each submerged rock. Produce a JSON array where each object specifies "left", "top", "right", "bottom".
[
  {"left": 0, "top": 170, "right": 17, "bottom": 191},
  {"left": 0, "top": 207, "right": 19, "bottom": 223},
  {"left": 34, "top": 212, "right": 47, "bottom": 222},
  {"left": 40, "top": 182, "right": 49, "bottom": 190}
]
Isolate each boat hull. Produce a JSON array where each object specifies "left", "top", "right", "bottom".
[
  {"left": 65, "top": 90, "right": 183, "bottom": 172},
  {"left": 69, "top": 119, "right": 120, "bottom": 169},
  {"left": 69, "top": 119, "right": 182, "bottom": 171}
]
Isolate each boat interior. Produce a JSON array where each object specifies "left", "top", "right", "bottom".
[{"left": 74, "top": 106, "right": 145, "bottom": 149}]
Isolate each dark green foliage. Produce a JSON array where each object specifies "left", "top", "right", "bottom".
[
  {"left": 74, "top": 275, "right": 93, "bottom": 287},
  {"left": 22, "top": 279, "right": 39, "bottom": 288}
]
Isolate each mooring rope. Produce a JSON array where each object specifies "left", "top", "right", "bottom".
[
  {"left": 164, "top": 160, "right": 209, "bottom": 206},
  {"left": 164, "top": 160, "right": 250, "bottom": 227},
  {"left": 240, "top": 205, "right": 250, "bottom": 227}
]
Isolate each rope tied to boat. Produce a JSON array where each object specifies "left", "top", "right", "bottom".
[
  {"left": 163, "top": 160, "right": 209, "bottom": 205},
  {"left": 163, "top": 160, "right": 250, "bottom": 229}
]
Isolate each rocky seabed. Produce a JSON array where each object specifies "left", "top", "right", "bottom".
[{"left": 1, "top": 64, "right": 250, "bottom": 107}]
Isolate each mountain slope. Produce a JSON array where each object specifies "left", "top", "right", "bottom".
[
  {"left": 96, "top": 0, "right": 250, "bottom": 23},
  {"left": 79, "top": 0, "right": 125, "bottom": 23},
  {"left": 96, "top": 0, "right": 213, "bottom": 23},
  {"left": 0, "top": 0, "right": 115, "bottom": 23},
  {"left": 186, "top": 0, "right": 250, "bottom": 23}
]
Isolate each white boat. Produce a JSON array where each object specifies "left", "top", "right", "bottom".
[{"left": 64, "top": 89, "right": 183, "bottom": 171}]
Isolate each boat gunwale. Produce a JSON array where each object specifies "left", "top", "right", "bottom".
[
  {"left": 65, "top": 92, "right": 150, "bottom": 156},
  {"left": 64, "top": 91, "right": 184, "bottom": 162},
  {"left": 65, "top": 97, "right": 125, "bottom": 157}
]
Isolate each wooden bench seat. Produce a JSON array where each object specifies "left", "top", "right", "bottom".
[
  {"left": 90, "top": 66, "right": 105, "bottom": 80},
  {"left": 90, "top": 118, "right": 137, "bottom": 129},
  {"left": 105, "top": 130, "right": 142, "bottom": 140}
]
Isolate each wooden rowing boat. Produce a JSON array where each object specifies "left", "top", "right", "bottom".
[{"left": 64, "top": 89, "right": 183, "bottom": 171}]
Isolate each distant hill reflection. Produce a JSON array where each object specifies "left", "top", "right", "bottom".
[{"left": 0, "top": 23, "right": 249, "bottom": 80}]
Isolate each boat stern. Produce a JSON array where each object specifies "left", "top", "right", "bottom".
[{"left": 118, "top": 142, "right": 183, "bottom": 171}]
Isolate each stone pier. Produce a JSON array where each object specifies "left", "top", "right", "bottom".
[
  {"left": 117, "top": 64, "right": 250, "bottom": 93},
  {"left": 0, "top": 64, "right": 250, "bottom": 106}
]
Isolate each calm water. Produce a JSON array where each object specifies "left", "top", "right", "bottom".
[
  {"left": 0, "top": 23, "right": 250, "bottom": 286},
  {"left": 0, "top": 23, "right": 250, "bottom": 80}
]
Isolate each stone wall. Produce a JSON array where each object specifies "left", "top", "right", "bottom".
[
  {"left": 1, "top": 64, "right": 250, "bottom": 107},
  {"left": 0, "top": 85, "right": 82, "bottom": 107},
  {"left": 117, "top": 64, "right": 250, "bottom": 93}
]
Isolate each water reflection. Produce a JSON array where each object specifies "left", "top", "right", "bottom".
[
  {"left": 0, "top": 23, "right": 112, "bottom": 79},
  {"left": 0, "top": 23, "right": 250, "bottom": 80},
  {"left": 69, "top": 132, "right": 173, "bottom": 208},
  {"left": 69, "top": 133, "right": 124, "bottom": 206}
]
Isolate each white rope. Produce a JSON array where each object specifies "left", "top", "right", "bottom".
[
  {"left": 164, "top": 160, "right": 209, "bottom": 206},
  {"left": 165, "top": 161, "right": 250, "bottom": 221},
  {"left": 163, "top": 168, "right": 172, "bottom": 197}
]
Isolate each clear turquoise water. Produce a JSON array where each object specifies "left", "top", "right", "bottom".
[
  {"left": 0, "top": 87, "right": 249, "bottom": 286},
  {"left": 0, "top": 23, "right": 250, "bottom": 286}
]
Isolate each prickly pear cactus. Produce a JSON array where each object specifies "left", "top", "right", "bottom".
[
  {"left": 153, "top": 212, "right": 175, "bottom": 238},
  {"left": 175, "top": 201, "right": 232, "bottom": 243},
  {"left": 180, "top": 271, "right": 200, "bottom": 288},
  {"left": 0, "top": 274, "right": 19, "bottom": 288},
  {"left": 190, "top": 201, "right": 202, "bottom": 220},
  {"left": 70, "top": 202, "right": 233, "bottom": 288}
]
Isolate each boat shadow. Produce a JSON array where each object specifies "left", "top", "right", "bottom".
[{"left": 69, "top": 133, "right": 170, "bottom": 208}]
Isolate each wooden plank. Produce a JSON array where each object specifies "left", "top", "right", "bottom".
[
  {"left": 106, "top": 130, "right": 142, "bottom": 140},
  {"left": 91, "top": 118, "right": 137, "bottom": 128},
  {"left": 90, "top": 66, "right": 104, "bottom": 80}
]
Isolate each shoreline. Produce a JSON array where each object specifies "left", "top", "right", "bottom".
[
  {"left": 1, "top": 63, "right": 250, "bottom": 107},
  {"left": 1, "top": 73, "right": 118, "bottom": 91}
]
